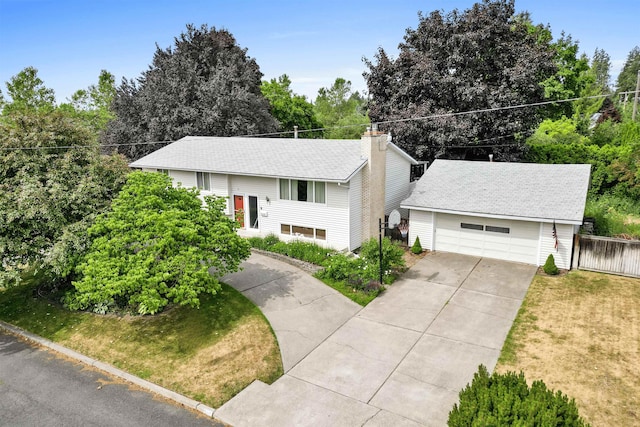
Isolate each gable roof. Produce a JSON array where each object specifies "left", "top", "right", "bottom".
[
  {"left": 401, "top": 159, "right": 591, "bottom": 224},
  {"left": 130, "top": 136, "right": 416, "bottom": 183}
]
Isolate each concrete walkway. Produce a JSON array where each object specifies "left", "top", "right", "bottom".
[
  {"left": 217, "top": 251, "right": 537, "bottom": 427},
  {"left": 221, "top": 252, "right": 362, "bottom": 372}
]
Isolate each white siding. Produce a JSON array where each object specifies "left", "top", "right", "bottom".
[
  {"left": 385, "top": 148, "right": 412, "bottom": 217},
  {"left": 148, "top": 170, "right": 355, "bottom": 251},
  {"left": 349, "top": 171, "right": 363, "bottom": 250},
  {"left": 538, "top": 222, "right": 574, "bottom": 270},
  {"left": 408, "top": 210, "right": 433, "bottom": 251},
  {"left": 169, "top": 170, "right": 196, "bottom": 187},
  {"left": 210, "top": 173, "right": 230, "bottom": 214}
]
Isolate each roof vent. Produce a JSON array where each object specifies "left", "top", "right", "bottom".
[{"left": 489, "top": 154, "right": 494, "bottom": 162}]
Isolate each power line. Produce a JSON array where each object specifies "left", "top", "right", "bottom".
[{"left": 0, "top": 93, "right": 614, "bottom": 151}]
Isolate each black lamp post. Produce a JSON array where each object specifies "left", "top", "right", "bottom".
[{"left": 378, "top": 210, "right": 401, "bottom": 285}]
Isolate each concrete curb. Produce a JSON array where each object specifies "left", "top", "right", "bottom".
[{"left": 0, "top": 320, "right": 216, "bottom": 419}]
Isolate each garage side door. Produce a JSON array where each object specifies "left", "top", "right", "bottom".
[{"left": 434, "top": 213, "right": 539, "bottom": 264}]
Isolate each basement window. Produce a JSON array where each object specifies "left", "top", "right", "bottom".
[
  {"left": 486, "top": 225, "right": 510, "bottom": 234},
  {"left": 461, "top": 223, "right": 484, "bottom": 231},
  {"left": 280, "top": 224, "right": 326, "bottom": 240}
]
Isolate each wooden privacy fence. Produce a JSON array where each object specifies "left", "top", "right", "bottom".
[{"left": 572, "top": 234, "right": 640, "bottom": 278}]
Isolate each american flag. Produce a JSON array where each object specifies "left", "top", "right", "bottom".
[{"left": 552, "top": 221, "right": 558, "bottom": 251}]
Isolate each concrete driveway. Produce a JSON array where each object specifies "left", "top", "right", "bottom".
[{"left": 217, "top": 251, "right": 537, "bottom": 426}]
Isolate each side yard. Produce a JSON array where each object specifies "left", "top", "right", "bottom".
[{"left": 496, "top": 270, "right": 640, "bottom": 427}]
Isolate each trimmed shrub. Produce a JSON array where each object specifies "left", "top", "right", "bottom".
[
  {"left": 411, "top": 236, "right": 423, "bottom": 254},
  {"left": 448, "top": 365, "right": 589, "bottom": 426},
  {"left": 543, "top": 253, "right": 559, "bottom": 275}
]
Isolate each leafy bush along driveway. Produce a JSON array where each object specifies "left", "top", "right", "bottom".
[{"left": 248, "top": 234, "right": 406, "bottom": 306}]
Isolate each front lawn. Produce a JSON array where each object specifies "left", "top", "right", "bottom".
[
  {"left": 0, "top": 275, "right": 282, "bottom": 408},
  {"left": 496, "top": 270, "right": 640, "bottom": 426}
]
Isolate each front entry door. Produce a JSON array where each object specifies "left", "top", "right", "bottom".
[{"left": 234, "top": 195, "right": 244, "bottom": 228}]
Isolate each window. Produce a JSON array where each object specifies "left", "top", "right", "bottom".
[
  {"left": 461, "top": 223, "right": 484, "bottom": 231},
  {"left": 280, "top": 224, "right": 325, "bottom": 240},
  {"left": 196, "top": 172, "right": 210, "bottom": 191},
  {"left": 292, "top": 225, "right": 314, "bottom": 238},
  {"left": 279, "top": 179, "right": 326, "bottom": 203},
  {"left": 158, "top": 169, "right": 169, "bottom": 175},
  {"left": 486, "top": 225, "right": 510, "bottom": 234},
  {"left": 279, "top": 179, "right": 289, "bottom": 200}
]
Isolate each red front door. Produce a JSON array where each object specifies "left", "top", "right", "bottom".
[{"left": 234, "top": 195, "right": 244, "bottom": 228}]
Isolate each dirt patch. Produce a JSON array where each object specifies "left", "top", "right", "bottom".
[
  {"left": 496, "top": 271, "right": 640, "bottom": 426},
  {"left": 402, "top": 249, "right": 429, "bottom": 269}
]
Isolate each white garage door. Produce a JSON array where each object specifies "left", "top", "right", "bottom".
[{"left": 434, "top": 213, "right": 539, "bottom": 264}]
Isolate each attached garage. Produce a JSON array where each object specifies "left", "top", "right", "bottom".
[
  {"left": 402, "top": 160, "right": 591, "bottom": 270},
  {"left": 435, "top": 214, "right": 539, "bottom": 264}
]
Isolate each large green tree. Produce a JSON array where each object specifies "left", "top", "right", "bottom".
[
  {"left": 364, "top": 0, "right": 556, "bottom": 161},
  {"left": 60, "top": 70, "right": 117, "bottom": 134},
  {"left": 64, "top": 172, "right": 251, "bottom": 315},
  {"left": 591, "top": 48, "right": 612, "bottom": 93},
  {"left": 0, "top": 110, "right": 129, "bottom": 287},
  {"left": 261, "top": 74, "right": 322, "bottom": 137},
  {"left": 540, "top": 33, "right": 591, "bottom": 120},
  {"left": 314, "top": 78, "right": 369, "bottom": 139},
  {"left": 1, "top": 67, "right": 56, "bottom": 115},
  {"left": 103, "top": 24, "right": 278, "bottom": 160},
  {"left": 616, "top": 46, "right": 640, "bottom": 94}
]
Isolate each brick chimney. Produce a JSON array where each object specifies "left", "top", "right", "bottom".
[{"left": 360, "top": 125, "right": 387, "bottom": 243}]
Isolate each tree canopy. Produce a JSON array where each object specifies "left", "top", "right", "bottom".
[
  {"left": 0, "top": 109, "right": 129, "bottom": 287},
  {"left": 64, "top": 172, "right": 251, "bottom": 315},
  {"left": 1, "top": 66, "right": 56, "bottom": 115},
  {"left": 261, "top": 74, "right": 322, "bottom": 137},
  {"left": 616, "top": 46, "right": 640, "bottom": 94},
  {"left": 364, "top": 0, "right": 556, "bottom": 162},
  {"left": 314, "top": 78, "right": 369, "bottom": 139},
  {"left": 61, "top": 70, "right": 117, "bottom": 134},
  {"left": 103, "top": 24, "right": 278, "bottom": 160}
]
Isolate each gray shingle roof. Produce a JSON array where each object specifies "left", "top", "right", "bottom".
[
  {"left": 130, "top": 136, "right": 368, "bottom": 182},
  {"left": 401, "top": 159, "right": 591, "bottom": 223}
]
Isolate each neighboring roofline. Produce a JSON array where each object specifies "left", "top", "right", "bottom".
[
  {"left": 400, "top": 205, "right": 583, "bottom": 225},
  {"left": 129, "top": 162, "right": 367, "bottom": 184},
  {"left": 387, "top": 141, "right": 419, "bottom": 165}
]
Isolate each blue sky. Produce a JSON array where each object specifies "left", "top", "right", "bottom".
[{"left": 1, "top": 0, "right": 638, "bottom": 103}]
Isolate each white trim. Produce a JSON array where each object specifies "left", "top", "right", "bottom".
[
  {"left": 401, "top": 205, "right": 582, "bottom": 225},
  {"left": 136, "top": 164, "right": 365, "bottom": 184},
  {"left": 430, "top": 211, "right": 436, "bottom": 251},
  {"left": 537, "top": 222, "right": 544, "bottom": 264}
]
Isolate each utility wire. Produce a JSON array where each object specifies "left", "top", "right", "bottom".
[{"left": 0, "top": 93, "right": 617, "bottom": 151}]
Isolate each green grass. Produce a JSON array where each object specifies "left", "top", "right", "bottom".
[{"left": 0, "top": 273, "right": 282, "bottom": 407}]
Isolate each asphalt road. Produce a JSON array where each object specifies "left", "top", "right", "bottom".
[{"left": 0, "top": 331, "right": 222, "bottom": 427}]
